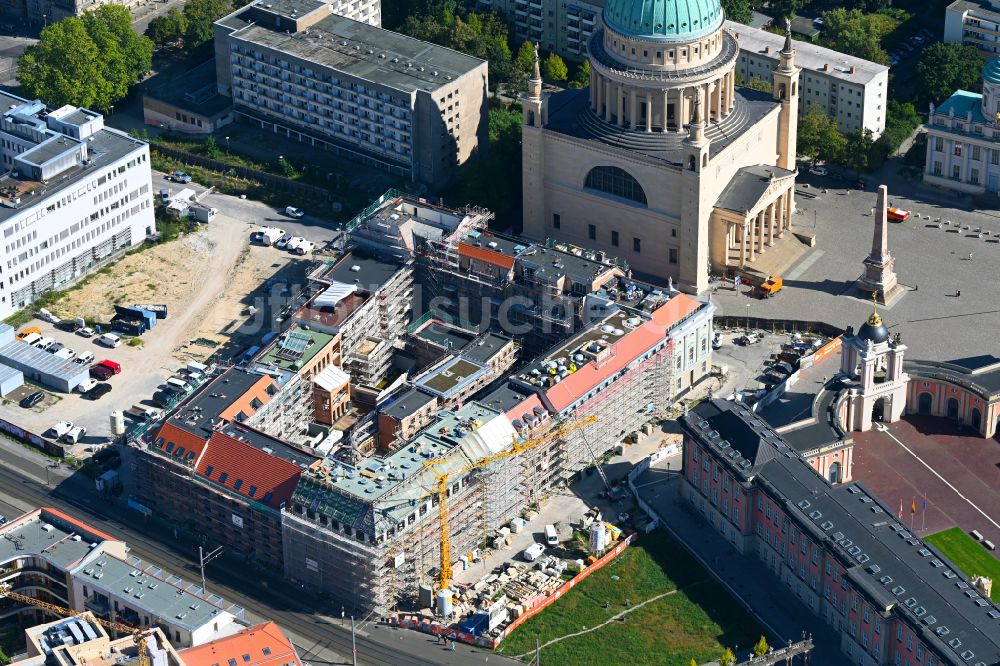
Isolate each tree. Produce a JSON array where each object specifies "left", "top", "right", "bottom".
[
  {"left": 183, "top": 0, "right": 233, "bottom": 48},
  {"left": 146, "top": 8, "right": 188, "bottom": 47},
  {"left": 819, "top": 8, "right": 889, "bottom": 65},
  {"left": 543, "top": 53, "right": 568, "bottom": 83},
  {"left": 841, "top": 128, "right": 876, "bottom": 176},
  {"left": 753, "top": 636, "right": 770, "bottom": 657},
  {"left": 18, "top": 8, "right": 151, "bottom": 111},
  {"left": 0, "top": 646, "right": 9, "bottom": 666},
  {"left": 770, "top": 0, "right": 805, "bottom": 18},
  {"left": 720, "top": 647, "right": 736, "bottom": 666},
  {"left": 875, "top": 100, "right": 921, "bottom": 157},
  {"left": 568, "top": 59, "right": 590, "bottom": 89},
  {"left": 745, "top": 76, "right": 772, "bottom": 93},
  {"left": 797, "top": 104, "right": 846, "bottom": 166},
  {"left": 722, "top": 0, "right": 752, "bottom": 24},
  {"left": 915, "top": 42, "right": 984, "bottom": 105}
]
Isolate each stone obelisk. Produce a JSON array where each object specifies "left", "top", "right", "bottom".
[{"left": 856, "top": 185, "right": 902, "bottom": 305}]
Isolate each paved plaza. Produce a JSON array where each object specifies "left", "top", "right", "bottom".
[
  {"left": 712, "top": 172, "right": 1000, "bottom": 361},
  {"left": 852, "top": 416, "right": 1000, "bottom": 545}
]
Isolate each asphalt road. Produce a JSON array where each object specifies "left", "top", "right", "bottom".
[{"left": 0, "top": 442, "right": 514, "bottom": 666}]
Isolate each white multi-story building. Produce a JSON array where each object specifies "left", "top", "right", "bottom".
[
  {"left": 482, "top": 0, "right": 602, "bottom": 60},
  {"left": 945, "top": 0, "right": 1000, "bottom": 58},
  {"left": 924, "top": 57, "right": 1000, "bottom": 194},
  {"left": 0, "top": 93, "right": 154, "bottom": 319},
  {"left": 728, "top": 21, "right": 889, "bottom": 138},
  {"left": 213, "top": 0, "right": 489, "bottom": 187}
]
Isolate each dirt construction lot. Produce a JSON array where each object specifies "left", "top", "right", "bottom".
[{"left": 0, "top": 193, "right": 337, "bottom": 453}]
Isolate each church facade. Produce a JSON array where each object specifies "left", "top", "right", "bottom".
[{"left": 522, "top": 0, "right": 801, "bottom": 293}]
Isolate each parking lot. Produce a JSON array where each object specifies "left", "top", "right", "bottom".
[
  {"left": 0, "top": 185, "right": 341, "bottom": 454},
  {"left": 0, "top": 319, "right": 183, "bottom": 452}
]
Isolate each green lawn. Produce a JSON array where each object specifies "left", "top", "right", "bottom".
[
  {"left": 495, "top": 530, "right": 764, "bottom": 666},
  {"left": 925, "top": 527, "right": 1000, "bottom": 601}
]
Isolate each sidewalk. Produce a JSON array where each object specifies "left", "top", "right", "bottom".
[{"left": 631, "top": 463, "right": 842, "bottom": 666}]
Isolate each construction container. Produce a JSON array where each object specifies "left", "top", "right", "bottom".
[
  {"left": 111, "top": 317, "right": 145, "bottom": 336},
  {"left": 510, "top": 518, "right": 525, "bottom": 533},
  {"left": 115, "top": 305, "right": 156, "bottom": 329},
  {"left": 589, "top": 521, "right": 608, "bottom": 553},
  {"left": 436, "top": 589, "right": 453, "bottom": 617},
  {"left": 134, "top": 304, "right": 168, "bottom": 319},
  {"left": 419, "top": 584, "right": 433, "bottom": 608},
  {"left": 110, "top": 411, "right": 125, "bottom": 436}
]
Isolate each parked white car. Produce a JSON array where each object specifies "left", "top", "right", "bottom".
[
  {"left": 285, "top": 236, "right": 306, "bottom": 252},
  {"left": 49, "top": 421, "right": 74, "bottom": 438},
  {"left": 285, "top": 206, "right": 304, "bottom": 218}
]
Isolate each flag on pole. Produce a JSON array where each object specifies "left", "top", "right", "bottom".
[
  {"left": 922, "top": 495, "right": 927, "bottom": 511},
  {"left": 911, "top": 498, "right": 917, "bottom": 515},
  {"left": 898, "top": 499, "right": 903, "bottom": 519}
]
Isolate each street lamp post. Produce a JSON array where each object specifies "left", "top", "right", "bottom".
[
  {"left": 746, "top": 303, "right": 751, "bottom": 330},
  {"left": 225, "top": 136, "right": 230, "bottom": 153}
]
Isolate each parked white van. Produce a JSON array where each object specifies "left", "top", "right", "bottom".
[
  {"left": 545, "top": 524, "right": 558, "bottom": 546},
  {"left": 522, "top": 543, "right": 545, "bottom": 562},
  {"left": 166, "top": 377, "right": 191, "bottom": 393},
  {"left": 96, "top": 333, "right": 121, "bottom": 348}
]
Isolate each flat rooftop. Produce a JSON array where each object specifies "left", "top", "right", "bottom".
[
  {"left": 168, "top": 368, "right": 267, "bottom": 438},
  {"left": 415, "top": 356, "right": 488, "bottom": 398},
  {"left": 0, "top": 128, "right": 146, "bottom": 225},
  {"left": 517, "top": 309, "right": 637, "bottom": 382},
  {"left": 0, "top": 509, "right": 109, "bottom": 571},
  {"left": 380, "top": 386, "right": 436, "bottom": 420},
  {"left": 411, "top": 320, "right": 477, "bottom": 352},
  {"left": 76, "top": 554, "right": 242, "bottom": 632},
  {"left": 462, "top": 333, "right": 511, "bottom": 364},
  {"left": 728, "top": 21, "right": 890, "bottom": 86},
  {"left": 317, "top": 251, "right": 407, "bottom": 292},
  {"left": 295, "top": 402, "right": 507, "bottom": 531},
  {"left": 257, "top": 328, "right": 336, "bottom": 373},
  {"left": 146, "top": 59, "right": 232, "bottom": 118},
  {"left": 220, "top": 13, "right": 484, "bottom": 94}
]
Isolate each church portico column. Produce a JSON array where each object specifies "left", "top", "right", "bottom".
[
  {"left": 662, "top": 89, "right": 669, "bottom": 132},
  {"left": 646, "top": 93, "right": 652, "bottom": 132},
  {"left": 766, "top": 200, "right": 775, "bottom": 246},
  {"left": 677, "top": 88, "right": 688, "bottom": 133},
  {"left": 756, "top": 210, "right": 765, "bottom": 253},
  {"left": 629, "top": 89, "right": 637, "bottom": 129},
  {"left": 617, "top": 84, "right": 624, "bottom": 126},
  {"left": 748, "top": 213, "right": 757, "bottom": 261},
  {"left": 604, "top": 79, "right": 613, "bottom": 121},
  {"left": 590, "top": 69, "right": 598, "bottom": 109},
  {"left": 740, "top": 219, "right": 748, "bottom": 267}
]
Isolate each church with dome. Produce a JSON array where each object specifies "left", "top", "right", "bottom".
[{"left": 521, "top": 0, "right": 801, "bottom": 293}]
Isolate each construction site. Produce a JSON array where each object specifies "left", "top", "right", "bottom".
[{"left": 129, "top": 190, "right": 716, "bottom": 626}]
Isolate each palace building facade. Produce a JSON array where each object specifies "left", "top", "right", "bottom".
[{"left": 521, "top": 0, "right": 802, "bottom": 293}]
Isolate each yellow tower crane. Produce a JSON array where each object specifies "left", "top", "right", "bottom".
[
  {"left": 0, "top": 582, "right": 152, "bottom": 666},
  {"left": 423, "top": 416, "right": 597, "bottom": 598}
]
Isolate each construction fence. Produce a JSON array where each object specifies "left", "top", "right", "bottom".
[
  {"left": 393, "top": 534, "right": 635, "bottom": 649},
  {"left": 714, "top": 316, "right": 844, "bottom": 339}
]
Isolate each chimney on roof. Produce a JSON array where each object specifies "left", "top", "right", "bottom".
[
  {"left": 849, "top": 66, "right": 856, "bottom": 74},
  {"left": 764, "top": 46, "right": 770, "bottom": 54},
  {"left": 823, "top": 63, "right": 830, "bottom": 71}
]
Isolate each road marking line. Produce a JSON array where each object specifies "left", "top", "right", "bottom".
[{"left": 875, "top": 424, "right": 1000, "bottom": 532}]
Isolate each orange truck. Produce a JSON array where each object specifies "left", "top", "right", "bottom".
[{"left": 751, "top": 275, "right": 783, "bottom": 299}]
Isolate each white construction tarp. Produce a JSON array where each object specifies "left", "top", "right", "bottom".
[
  {"left": 313, "top": 365, "right": 350, "bottom": 392},
  {"left": 313, "top": 281, "right": 357, "bottom": 310}
]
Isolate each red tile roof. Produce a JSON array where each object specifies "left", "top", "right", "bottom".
[
  {"left": 544, "top": 295, "right": 704, "bottom": 413},
  {"left": 179, "top": 622, "right": 300, "bottom": 666},
  {"left": 195, "top": 431, "right": 306, "bottom": 509},
  {"left": 151, "top": 421, "right": 213, "bottom": 467},
  {"left": 458, "top": 242, "right": 516, "bottom": 270}
]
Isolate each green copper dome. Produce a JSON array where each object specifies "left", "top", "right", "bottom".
[
  {"left": 983, "top": 57, "right": 1000, "bottom": 86},
  {"left": 603, "top": 0, "right": 724, "bottom": 42}
]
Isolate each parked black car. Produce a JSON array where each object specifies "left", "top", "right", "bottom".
[
  {"left": 20, "top": 390, "right": 44, "bottom": 408},
  {"left": 56, "top": 320, "right": 82, "bottom": 333},
  {"left": 85, "top": 383, "right": 112, "bottom": 400}
]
